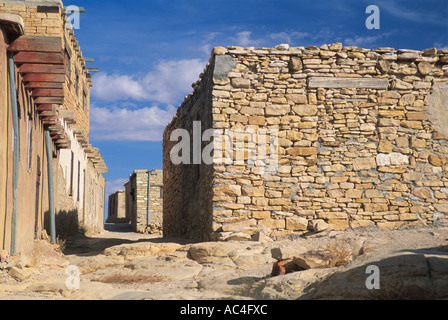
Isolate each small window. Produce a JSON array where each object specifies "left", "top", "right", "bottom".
[
  {"left": 65, "top": 48, "right": 72, "bottom": 84},
  {"left": 82, "top": 89, "right": 88, "bottom": 113},
  {"left": 69, "top": 151, "right": 74, "bottom": 196},
  {"left": 77, "top": 161, "right": 81, "bottom": 201},
  {"left": 26, "top": 115, "right": 32, "bottom": 172},
  {"left": 74, "top": 68, "right": 79, "bottom": 95}
]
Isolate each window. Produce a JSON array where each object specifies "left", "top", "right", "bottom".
[
  {"left": 74, "top": 68, "right": 79, "bottom": 95},
  {"left": 82, "top": 89, "right": 88, "bottom": 113},
  {"left": 26, "top": 115, "right": 32, "bottom": 172},
  {"left": 77, "top": 161, "right": 81, "bottom": 201},
  {"left": 160, "top": 187, "right": 163, "bottom": 199},
  {"left": 65, "top": 47, "right": 72, "bottom": 84},
  {"left": 69, "top": 151, "right": 74, "bottom": 196}
]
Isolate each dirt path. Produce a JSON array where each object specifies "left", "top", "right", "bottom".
[{"left": 0, "top": 223, "right": 447, "bottom": 300}]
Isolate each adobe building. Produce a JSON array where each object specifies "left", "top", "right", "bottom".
[
  {"left": 126, "top": 170, "right": 163, "bottom": 234},
  {"left": 163, "top": 43, "right": 448, "bottom": 241},
  {"left": 107, "top": 191, "right": 127, "bottom": 224},
  {"left": 0, "top": 0, "right": 107, "bottom": 254}
]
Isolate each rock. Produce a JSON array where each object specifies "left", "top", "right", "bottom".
[
  {"left": 189, "top": 242, "right": 241, "bottom": 265},
  {"left": 308, "top": 250, "right": 448, "bottom": 300},
  {"left": 289, "top": 57, "right": 303, "bottom": 71},
  {"left": 231, "top": 78, "right": 251, "bottom": 89},
  {"left": 103, "top": 242, "right": 182, "bottom": 260},
  {"left": 377, "top": 59, "right": 390, "bottom": 73},
  {"left": 293, "top": 252, "right": 330, "bottom": 270},
  {"left": 124, "top": 256, "right": 203, "bottom": 281},
  {"left": 212, "top": 46, "right": 228, "bottom": 55},
  {"left": 251, "top": 230, "right": 273, "bottom": 243},
  {"left": 0, "top": 250, "right": 8, "bottom": 263},
  {"left": 286, "top": 216, "right": 308, "bottom": 231},
  {"left": 418, "top": 62, "right": 432, "bottom": 75},
  {"left": 9, "top": 267, "right": 31, "bottom": 282},
  {"left": 271, "top": 245, "right": 308, "bottom": 261},
  {"left": 353, "top": 157, "right": 376, "bottom": 171},
  {"left": 258, "top": 268, "right": 335, "bottom": 300},
  {"left": 275, "top": 44, "right": 290, "bottom": 50},
  {"left": 7, "top": 256, "right": 29, "bottom": 270},
  {"left": 311, "top": 220, "right": 329, "bottom": 233}
]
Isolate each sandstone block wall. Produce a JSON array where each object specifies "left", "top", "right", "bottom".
[
  {"left": 128, "top": 170, "right": 164, "bottom": 233},
  {"left": 107, "top": 191, "right": 127, "bottom": 223},
  {"left": 164, "top": 43, "right": 448, "bottom": 241}
]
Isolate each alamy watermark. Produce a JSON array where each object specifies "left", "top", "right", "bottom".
[
  {"left": 66, "top": 265, "right": 81, "bottom": 290},
  {"left": 169, "top": 121, "right": 279, "bottom": 175},
  {"left": 65, "top": 5, "right": 81, "bottom": 30},
  {"left": 365, "top": 265, "right": 380, "bottom": 290},
  {"left": 366, "top": 5, "right": 380, "bottom": 30}
]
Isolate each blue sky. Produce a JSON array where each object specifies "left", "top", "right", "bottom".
[{"left": 72, "top": 0, "right": 448, "bottom": 200}]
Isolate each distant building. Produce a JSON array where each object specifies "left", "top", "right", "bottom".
[
  {"left": 126, "top": 170, "right": 163, "bottom": 234},
  {"left": 107, "top": 191, "right": 127, "bottom": 224},
  {"left": 107, "top": 170, "right": 163, "bottom": 234}
]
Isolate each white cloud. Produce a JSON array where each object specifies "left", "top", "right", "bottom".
[
  {"left": 90, "top": 104, "right": 177, "bottom": 141},
  {"left": 230, "top": 31, "right": 263, "bottom": 47},
  {"left": 269, "top": 31, "right": 310, "bottom": 44},
  {"left": 106, "top": 178, "right": 128, "bottom": 196},
  {"left": 344, "top": 33, "right": 391, "bottom": 47},
  {"left": 91, "top": 58, "right": 206, "bottom": 105}
]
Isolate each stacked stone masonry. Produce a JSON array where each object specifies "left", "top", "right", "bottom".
[
  {"left": 164, "top": 43, "right": 448, "bottom": 241},
  {"left": 128, "top": 170, "right": 163, "bottom": 234}
]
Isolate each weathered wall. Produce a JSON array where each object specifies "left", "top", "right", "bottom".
[
  {"left": 107, "top": 191, "right": 127, "bottom": 223},
  {"left": 148, "top": 170, "right": 163, "bottom": 230},
  {"left": 163, "top": 61, "right": 215, "bottom": 240},
  {"left": 127, "top": 170, "right": 164, "bottom": 233},
  {"left": 164, "top": 43, "right": 448, "bottom": 241},
  {"left": 0, "top": 22, "right": 52, "bottom": 254}
]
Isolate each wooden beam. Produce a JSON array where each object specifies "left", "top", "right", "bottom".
[
  {"left": 14, "top": 51, "right": 64, "bottom": 64},
  {"left": 308, "top": 77, "right": 389, "bottom": 90},
  {"left": 34, "top": 97, "right": 64, "bottom": 105},
  {"left": 32, "top": 88, "right": 65, "bottom": 98},
  {"left": 36, "top": 104, "right": 54, "bottom": 112},
  {"left": 8, "top": 36, "right": 62, "bottom": 53},
  {"left": 39, "top": 111, "right": 56, "bottom": 117},
  {"left": 26, "top": 82, "right": 64, "bottom": 89},
  {"left": 23, "top": 73, "right": 65, "bottom": 83},
  {"left": 19, "top": 63, "right": 65, "bottom": 74}
]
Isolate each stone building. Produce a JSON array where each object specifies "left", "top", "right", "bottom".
[
  {"left": 163, "top": 43, "right": 448, "bottom": 241},
  {"left": 126, "top": 170, "right": 163, "bottom": 234},
  {"left": 0, "top": 0, "right": 107, "bottom": 254},
  {"left": 107, "top": 191, "right": 127, "bottom": 224}
]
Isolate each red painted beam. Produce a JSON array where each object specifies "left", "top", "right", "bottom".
[
  {"left": 26, "top": 82, "right": 64, "bottom": 89},
  {"left": 23, "top": 73, "right": 65, "bottom": 83},
  {"left": 34, "top": 97, "right": 64, "bottom": 105},
  {"left": 14, "top": 51, "right": 64, "bottom": 64},
  {"left": 19, "top": 63, "right": 65, "bottom": 74},
  {"left": 8, "top": 36, "right": 62, "bottom": 53},
  {"left": 32, "top": 89, "right": 65, "bottom": 98},
  {"left": 36, "top": 104, "right": 54, "bottom": 112}
]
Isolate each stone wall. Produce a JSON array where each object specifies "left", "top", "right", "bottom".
[
  {"left": 128, "top": 170, "right": 164, "bottom": 233},
  {"left": 163, "top": 43, "right": 448, "bottom": 241},
  {"left": 163, "top": 61, "right": 215, "bottom": 240},
  {"left": 107, "top": 191, "right": 127, "bottom": 223}
]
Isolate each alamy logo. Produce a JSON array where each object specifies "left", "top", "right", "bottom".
[
  {"left": 65, "top": 5, "right": 81, "bottom": 30},
  {"left": 66, "top": 265, "right": 80, "bottom": 290},
  {"left": 365, "top": 5, "right": 380, "bottom": 30},
  {"left": 169, "top": 121, "right": 279, "bottom": 175},
  {"left": 365, "top": 265, "right": 380, "bottom": 290}
]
